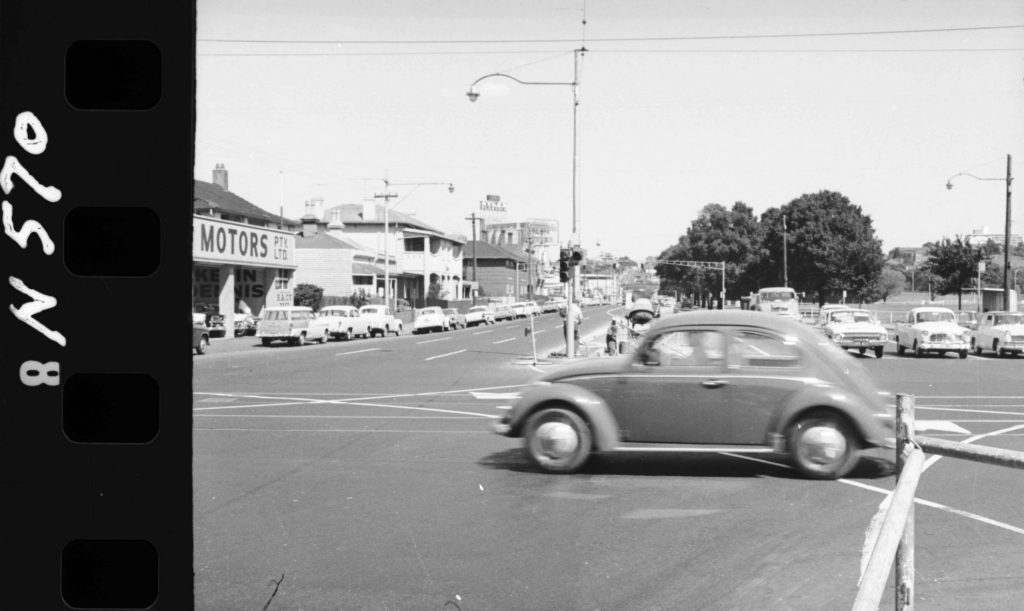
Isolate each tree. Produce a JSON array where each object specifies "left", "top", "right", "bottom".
[
  {"left": 654, "top": 202, "right": 763, "bottom": 304},
  {"left": 921, "top": 236, "right": 987, "bottom": 310},
  {"left": 758, "top": 190, "right": 885, "bottom": 306},
  {"left": 875, "top": 268, "right": 905, "bottom": 303},
  {"left": 293, "top": 283, "right": 324, "bottom": 310}
]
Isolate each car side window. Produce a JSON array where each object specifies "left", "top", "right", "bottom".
[
  {"left": 729, "top": 331, "right": 801, "bottom": 368},
  {"left": 646, "top": 330, "right": 725, "bottom": 367}
]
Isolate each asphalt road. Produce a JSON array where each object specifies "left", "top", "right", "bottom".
[{"left": 193, "top": 307, "right": 1024, "bottom": 610}]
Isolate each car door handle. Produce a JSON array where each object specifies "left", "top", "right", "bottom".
[{"left": 702, "top": 379, "right": 728, "bottom": 389}]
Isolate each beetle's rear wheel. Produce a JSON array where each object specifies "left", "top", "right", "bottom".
[{"left": 787, "top": 411, "right": 860, "bottom": 480}]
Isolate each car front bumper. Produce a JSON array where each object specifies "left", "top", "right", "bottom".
[
  {"left": 834, "top": 339, "right": 886, "bottom": 349},
  {"left": 919, "top": 340, "right": 969, "bottom": 351}
]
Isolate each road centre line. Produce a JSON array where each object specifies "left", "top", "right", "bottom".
[
  {"left": 472, "top": 330, "right": 492, "bottom": 335},
  {"left": 722, "top": 452, "right": 1024, "bottom": 536},
  {"left": 425, "top": 349, "right": 467, "bottom": 361},
  {"left": 417, "top": 337, "right": 451, "bottom": 344},
  {"left": 334, "top": 348, "right": 380, "bottom": 356},
  {"left": 493, "top": 338, "right": 516, "bottom": 344}
]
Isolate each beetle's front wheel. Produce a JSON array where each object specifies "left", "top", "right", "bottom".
[{"left": 523, "top": 407, "right": 592, "bottom": 473}]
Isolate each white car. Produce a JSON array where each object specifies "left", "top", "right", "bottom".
[
  {"left": 256, "top": 306, "right": 331, "bottom": 346},
  {"left": 319, "top": 305, "right": 372, "bottom": 340},
  {"left": 894, "top": 306, "right": 970, "bottom": 358},
  {"left": 413, "top": 306, "right": 449, "bottom": 334},
  {"left": 465, "top": 305, "right": 495, "bottom": 327},
  {"left": 359, "top": 304, "right": 403, "bottom": 337},
  {"left": 815, "top": 304, "right": 851, "bottom": 328},
  {"left": 971, "top": 311, "right": 1024, "bottom": 357},
  {"left": 822, "top": 308, "right": 888, "bottom": 358}
]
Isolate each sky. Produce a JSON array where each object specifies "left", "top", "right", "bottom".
[{"left": 195, "top": 0, "right": 1024, "bottom": 264}]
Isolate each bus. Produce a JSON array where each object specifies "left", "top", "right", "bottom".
[{"left": 752, "top": 287, "right": 800, "bottom": 319}]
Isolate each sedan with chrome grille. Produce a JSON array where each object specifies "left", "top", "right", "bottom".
[
  {"left": 971, "top": 311, "right": 1024, "bottom": 357},
  {"left": 495, "top": 310, "right": 895, "bottom": 479},
  {"left": 822, "top": 308, "right": 888, "bottom": 358}
]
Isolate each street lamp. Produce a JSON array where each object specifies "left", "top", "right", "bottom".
[
  {"left": 466, "top": 47, "right": 586, "bottom": 357},
  {"left": 946, "top": 154, "right": 1014, "bottom": 310},
  {"left": 374, "top": 179, "right": 454, "bottom": 312}
]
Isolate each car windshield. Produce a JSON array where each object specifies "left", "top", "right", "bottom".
[
  {"left": 760, "top": 291, "right": 795, "bottom": 301},
  {"left": 916, "top": 311, "right": 955, "bottom": 323},
  {"left": 994, "top": 314, "right": 1023, "bottom": 325},
  {"left": 832, "top": 311, "right": 873, "bottom": 323}
]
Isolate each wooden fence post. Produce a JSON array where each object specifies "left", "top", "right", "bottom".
[{"left": 895, "top": 394, "right": 915, "bottom": 610}]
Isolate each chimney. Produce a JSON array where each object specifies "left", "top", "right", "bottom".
[
  {"left": 212, "top": 163, "right": 228, "bottom": 190},
  {"left": 300, "top": 201, "right": 319, "bottom": 237},
  {"left": 327, "top": 208, "right": 345, "bottom": 236},
  {"left": 362, "top": 202, "right": 376, "bottom": 221}
]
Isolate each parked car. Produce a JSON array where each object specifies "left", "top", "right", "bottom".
[
  {"left": 194, "top": 303, "right": 226, "bottom": 337},
  {"left": 319, "top": 305, "right": 372, "bottom": 340},
  {"left": 545, "top": 297, "right": 567, "bottom": 313},
  {"left": 815, "top": 304, "right": 851, "bottom": 328},
  {"left": 894, "top": 306, "right": 971, "bottom": 358},
  {"left": 971, "top": 311, "right": 1024, "bottom": 357},
  {"left": 360, "top": 304, "right": 403, "bottom": 337},
  {"left": 233, "top": 312, "right": 258, "bottom": 337},
  {"left": 256, "top": 306, "right": 331, "bottom": 346},
  {"left": 540, "top": 299, "right": 561, "bottom": 314},
  {"left": 465, "top": 305, "right": 496, "bottom": 327},
  {"left": 955, "top": 310, "right": 979, "bottom": 331},
  {"left": 491, "top": 304, "right": 514, "bottom": 322},
  {"left": 413, "top": 306, "right": 449, "bottom": 334},
  {"left": 495, "top": 309, "right": 895, "bottom": 480},
  {"left": 822, "top": 308, "right": 888, "bottom": 358},
  {"left": 193, "top": 319, "right": 210, "bottom": 355},
  {"left": 442, "top": 308, "right": 467, "bottom": 330},
  {"left": 511, "top": 301, "right": 540, "bottom": 318}
]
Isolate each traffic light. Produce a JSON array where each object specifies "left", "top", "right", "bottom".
[
  {"left": 570, "top": 247, "right": 583, "bottom": 266},
  {"left": 559, "top": 248, "right": 571, "bottom": 283}
]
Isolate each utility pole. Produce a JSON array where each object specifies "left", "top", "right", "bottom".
[
  {"left": 783, "top": 214, "right": 789, "bottom": 288},
  {"left": 1004, "top": 154, "right": 1013, "bottom": 311},
  {"left": 465, "top": 212, "right": 481, "bottom": 302}
]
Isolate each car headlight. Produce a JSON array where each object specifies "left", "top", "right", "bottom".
[
  {"left": 1005, "top": 331, "right": 1014, "bottom": 341},
  {"left": 920, "top": 330, "right": 930, "bottom": 338},
  {"left": 962, "top": 331, "right": 971, "bottom": 340},
  {"left": 880, "top": 333, "right": 888, "bottom": 341},
  {"left": 833, "top": 333, "right": 843, "bottom": 341}
]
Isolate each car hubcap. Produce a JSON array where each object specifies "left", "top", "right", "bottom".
[
  {"left": 799, "top": 425, "right": 846, "bottom": 465},
  {"left": 535, "top": 421, "right": 578, "bottom": 459}
]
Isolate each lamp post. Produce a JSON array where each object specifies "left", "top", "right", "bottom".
[
  {"left": 374, "top": 179, "right": 454, "bottom": 311},
  {"left": 946, "top": 154, "right": 1014, "bottom": 310},
  {"left": 467, "top": 47, "right": 586, "bottom": 357}
]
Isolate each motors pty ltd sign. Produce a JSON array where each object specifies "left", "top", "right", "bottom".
[{"left": 192, "top": 215, "right": 296, "bottom": 269}]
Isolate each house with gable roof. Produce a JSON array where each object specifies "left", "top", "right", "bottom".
[{"left": 322, "top": 202, "right": 466, "bottom": 307}]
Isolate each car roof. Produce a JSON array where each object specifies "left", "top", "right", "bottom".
[{"left": 649, "top": 309, "right": 821, "bottom": 341}]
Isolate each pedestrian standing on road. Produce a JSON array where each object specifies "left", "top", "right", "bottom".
[{"left": 560, "top": 301, "right": 583, "bottom": 353}]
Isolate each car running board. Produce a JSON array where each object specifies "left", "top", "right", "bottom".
[{"left": 613, "top": 443, "right": 776, "bottom": 453}]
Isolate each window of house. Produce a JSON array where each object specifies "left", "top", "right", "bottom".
[
  {"left": 274, "top": 270, "right": 292, "bottom": 290},
  {"left": 404, "top": 237, "right": 424, "bottom": 252}
]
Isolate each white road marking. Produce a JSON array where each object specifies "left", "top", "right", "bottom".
[
  {"left": 340, "top": 401, "right": 498, "bottom": 418},
  {"left": 922, "top": 422, "right": 1024, "bottom": 473},
  {"left": 470, "top": 392, "right": 522, "bottom": 400},
  {"left": 493, "top": 338, "right": 516, "bottom": 344},
  {"left": 721, "top": 452, "right": 1024, "bottom": 537},
  {"left": 472, "top": 330, "right": 493, "bottom": 335},
  {"left": 919, "top": 406, "right": 1024, "bottom": 417},
  {"left": 416, "top": 337, "right": 451, "bottom": 344},
  {"left": 195, "top": 414, "right": 487, "bottom": 419},
  {"left": 544, "top": 492, "right": 610, "bottom": 500},
  {"left": 914, "top": 420, "right": 971, "bottom": 434},
  {"left": 531, "top": 329, "right": 545, "bottom": 335},
  {"left": 425, "top": 349, "right": 466, "bottom": 361},
  {"left": 334, "top": 348, "right": 379, "bottom": 356},
  {"left": 195, "top": 427, "right": 491, "bottom": 434}
]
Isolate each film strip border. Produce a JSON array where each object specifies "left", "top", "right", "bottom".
[{"left": 2, "top": 3, "right": 193, "bottom": 609}]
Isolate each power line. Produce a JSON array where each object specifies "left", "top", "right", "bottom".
[
  {"left": 197, "top": 24, "right": 1024, "bottom": 45},
  {"left": 199, "top": 47, "right": 1024, "bottom": 57}
]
